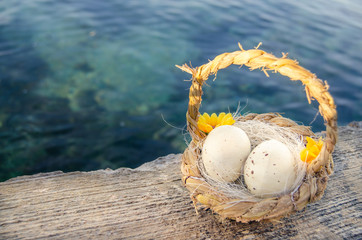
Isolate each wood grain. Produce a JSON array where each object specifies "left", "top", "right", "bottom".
[{"left": 0, "top": 124, "right": 361, "bottom": 239}]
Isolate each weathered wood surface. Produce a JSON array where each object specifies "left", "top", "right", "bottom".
[{"left": 0, "top": 124, "right": 361, "bottom": 239}]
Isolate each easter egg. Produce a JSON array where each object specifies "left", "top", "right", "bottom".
[
  {"left": 243, "top": 139, "right": 298, "bottom": 198},
  {"left": 202, "top": 125, "right": 251, "bottom": 182}
]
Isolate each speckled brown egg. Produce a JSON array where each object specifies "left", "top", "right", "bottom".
[{"left": 243, "top": 139, "right": 298, "bottom": 198}]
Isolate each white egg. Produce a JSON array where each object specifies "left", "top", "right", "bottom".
[
  {"left": 243, "top": 139, "right": 298, "bottom": 198},
  {"left": 202, "top": 125, "right": 251, "bottom": 182}
]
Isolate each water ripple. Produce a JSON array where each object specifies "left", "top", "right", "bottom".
[{"left": 0, "top": 0, "right": 361, "bottom": 180}]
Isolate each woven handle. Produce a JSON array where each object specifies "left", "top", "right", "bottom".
[{"left": 177, "top": 43, "right": 338, "bottom": 173}]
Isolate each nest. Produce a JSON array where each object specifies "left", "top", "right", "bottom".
[{"left": 177, "top": 43, "right": 338, "bottom": 223}]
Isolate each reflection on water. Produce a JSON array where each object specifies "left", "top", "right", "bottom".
[{"left": 0, "top": 0, "right": 361, "bottom": 180}]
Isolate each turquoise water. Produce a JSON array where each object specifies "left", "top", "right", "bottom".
[{"left": 0, "top": 0, "right": 361, "bottom": 181}]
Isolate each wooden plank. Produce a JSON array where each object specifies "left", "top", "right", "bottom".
[{"left": 0, "top": 124, "right": 361, "bottom": 239}]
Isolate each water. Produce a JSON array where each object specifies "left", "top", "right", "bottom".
[{"left": 0, "top": 0, "right": 361, "bottom": 181}]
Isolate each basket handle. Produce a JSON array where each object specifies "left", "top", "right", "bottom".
[{"left": 177, "top": 43, "right": 337, "bottom": 156}]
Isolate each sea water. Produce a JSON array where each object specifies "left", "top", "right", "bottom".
[{"left": 0, "top": 0, "right": 361, "bottom": 180}]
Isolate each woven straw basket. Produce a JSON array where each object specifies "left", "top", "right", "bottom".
[{"left": 177, "top": 44, "right": 338, "bottom": 223}]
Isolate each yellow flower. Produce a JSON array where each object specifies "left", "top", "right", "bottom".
[
  {"left": 300, "top": 137, "right": 324, "bottom": 163},
  {"left": 197, "top": 112, "right": 235, "bottom": 134}
]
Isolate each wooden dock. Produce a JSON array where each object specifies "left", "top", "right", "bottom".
[{"left": 0, "top": 123, "right": 361, "bottom": 239}]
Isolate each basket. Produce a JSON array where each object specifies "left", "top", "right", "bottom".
[{"left": 177, "top": 43, "right": 338, "bottom": 223}]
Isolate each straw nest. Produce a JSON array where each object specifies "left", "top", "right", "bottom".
[{"left": 177, "top": 43, "right": 338, "bottom": 223}]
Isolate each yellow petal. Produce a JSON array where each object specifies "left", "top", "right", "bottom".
[
  {"left": 197, "top": 120, "right": 204, "bottom": 130},
  {"left": 224, "top": 118, "right": 235, "bottom": 125},
  {"left": 198, "top": 112, "right": 235, "bottom": 132},
  {"left": 203, "top": 113, "right": 211, "bottom": 122},
  {"left": 306, "top": 137, "right": 317, "bottom": 149},
  {"left": 300, "top": 148, "right": 308, "bottom": 162},
  {"left": 301, "top": 137, "right": 324, "bottom": 163},
  {"left": 219, "top": 118, "right": 227, "bottom": 125},
  {"left": 198, "top": 115, "right": 206, "bottom": 124},
  {"left": 201, "top": 123, "right": 213, "bottom": 133},
  {"left": 228, "top": 116, "right": 235, "bottom": 124},
  {"left": 217, "top": 112, "right": 226, "bottom": 123},
  {"left": 305, "top": 152, "right": 314, "bottom": 163},
  {"left": 300, "top": 149, "right": 316, "bottom": 163},
  {"left": 210, "top": 113, "right": 218, "bottom": 126},
  {"left": 225, "top": 113, "right": 233, "bottom": 119},
  {"left": 308, "top": 150, "right": 317, "bottom": 158},
  {"left": 198, "top": 122, "right": 205, "bottom": 132},
  {"left": 309, "top": 145, "right": 320, "bottom": 156},
  {"left": 220, "top": 114, "right": 235, "bottom": 125}
]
